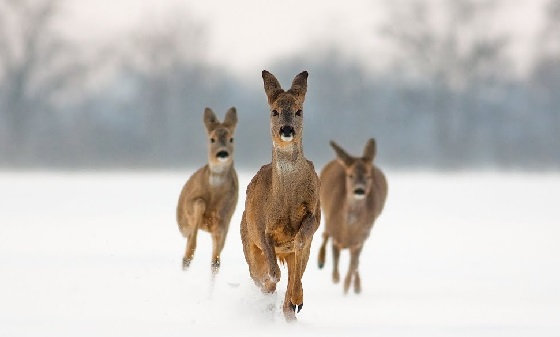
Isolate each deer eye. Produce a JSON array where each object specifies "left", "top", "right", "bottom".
[
  {"left": 229, "top": 137, "right": 234, "bottom": 143},
  {"left": 272, "top": 110, "right": 279, "bottom": 116},
  {"left": 296, "top": 109, "right": 302, "bottom": 116},
  {"left": 210, "top": 138, "right": 216, "bottom": 143}
]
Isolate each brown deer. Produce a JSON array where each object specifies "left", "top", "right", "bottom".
[
  {"left": 317, "top": 139, "right": 387, "bottom": 294},
  {"left": 176, "top": 107, "right": 238, "bottom": 274},
  {"left": 240, "top": 70, "right": 320, "bottom": 321}
]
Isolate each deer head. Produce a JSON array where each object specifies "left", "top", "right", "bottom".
[
  {"left": 204, "top": 107, "right": 237, "bottom": 169},
  {"left": 330, "top": 139, "right": 377, "bottom": 200},
  {"left": 262, "top": 70, "right": 308, "bottom": 151}
]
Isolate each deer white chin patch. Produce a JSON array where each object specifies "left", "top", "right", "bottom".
[
  {"left": 217, "top": 157, "right": 229, "bottom": 163},
  {"left": 353, "top": 193, "right": 366, "bottom": 200},
  {"left": 280, "top": 134, "right": 293, "bottom": 142}
]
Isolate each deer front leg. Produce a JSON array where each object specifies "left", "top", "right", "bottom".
[
  {"left": 344, "top": 245, "right": 363, "bottom": 294},
  {"left": 210, "top": 225, "right": 227, "bottom": 275},
  {"left": 282, "top": 253, "right": 297, "bottom": 321},
  {"left": 261, "top": 231, "right": 281, "bottom": 291},
  {"left": 183, "top": 199, "right": 205, "bottom": 270},
  {"left": 294, "top": 212, "right": 320, "bottom": 251}
]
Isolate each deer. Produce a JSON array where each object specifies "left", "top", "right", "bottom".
[
  {"left": 240, "top": 70, "right": 321, "bottom": 321},
  {"left": 176, "top": 107, "right": 238, "bottom": 275},
  {"left": 317, "top": 139, "right": 387, "bottom": 294}
]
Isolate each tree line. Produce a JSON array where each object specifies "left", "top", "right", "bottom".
[{"left": 0, "top": 0, "right": 559, "bottom": 170}]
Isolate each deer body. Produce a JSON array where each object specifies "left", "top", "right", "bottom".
[
  {"left": 317, "top": 139, "right": 387, "bottom": 294},
  {"left": 240, "top": 71, "right": 320, "bottom": 321},
  {"left": 177, "top": 165, "right": 238, "bottom": 234},
  {"left": 177, "top": 107, "right": 238, "bottom": 274}
]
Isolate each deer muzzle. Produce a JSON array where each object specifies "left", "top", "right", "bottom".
[
  {"left": 353, "top": 187, "right": 366, "bottom": 199},
  {"left": 216, "top": 150, "right": 230, "bottom": 162},
  {"left": 279, "top": 125, "right": 295, "bottom": 142}
]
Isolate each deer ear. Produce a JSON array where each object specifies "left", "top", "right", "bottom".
[
  {"left": 330, "top": 140, "right": 353, "bottom": 167},
  {"left": 262, "top": 70, "right": 283, "bottom": 105},
  {"left": 289, "top": 70, "right": 308, "bottom": 100},
  {"left": 204, "top": 107, "right": 219, "bottom": 132},
  {"left": 223, "top": 107, "right": 237, "bottom": 131},
  {"left": 363, "top": 138, "right": 377, "bottom": 162}
]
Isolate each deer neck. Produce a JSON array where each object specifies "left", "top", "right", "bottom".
[
  {"left": 345, "top": 193, "right": 368, "bottom": 224},
  {"left": 208, "top": 161, "right": 233, "bottom": 187},
  {"left": 271, "top": 141, "right": 305, "bottom": 191}
]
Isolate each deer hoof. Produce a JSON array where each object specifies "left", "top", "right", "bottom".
[
  {"left": 333, "top": 271, "right": 340, "bottom": 283},
  {"left": 211, "top": 260, "right": 220, "bottom": 272},
  {"left": 284, "top": 302, "right": 298, "bottom": 321},
  {"left": 289, "top": 302, "right": 303, "bottom": 313},
  {"left": 182, "top": 258, "right": 192, "bottom": 270},
  {"left": 262, "top": 280, "right": 277, "bottom": 293}
]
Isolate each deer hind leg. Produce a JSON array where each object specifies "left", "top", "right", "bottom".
[
  {"left": 344, "top": 245, "right": 363, "bottom": 294},
  {"left": 332, "top": 242, "right": 341, "bottom": 283},
  {"left": 354, "top": 270, "right": 361, "bottom": 294},
  {"left": 318, "top": 232, "right": 329, "bottom": 269},
  {"left": 211, "top": 226, "right": 227, "bottom": 275},
  {"left": 183, "top": 198, "right": 205, "bottom": 270}
]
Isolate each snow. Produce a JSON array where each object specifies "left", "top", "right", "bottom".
[{"left": 1, "top": 171, "right": 559, "bottom": 336}]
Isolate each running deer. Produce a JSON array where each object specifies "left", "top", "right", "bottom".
[
  {"left": 240, "top": 70, "right": 320, "bottom": 321},
  {"left": 317, "top": 139, "right": 387, "bottom": 294},
  {"left": 176, "top": 107, "right": 238, "bottom": 274}
]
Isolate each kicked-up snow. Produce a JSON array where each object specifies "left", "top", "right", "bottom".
[{"left": 1, "top": 171, "right": 559, "bottom": 336}]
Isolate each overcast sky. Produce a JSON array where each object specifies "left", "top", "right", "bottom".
[{"left": 60, "top": 0, "right": 546, "bottom": 78}]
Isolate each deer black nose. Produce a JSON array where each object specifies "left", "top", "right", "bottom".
[
  {"left": 279, "top": 125, "right": 295, "bottom": 137},
  {"left": 354, "top": 188, "right": 365, "bottom": 196},
  {"left": 216, "top": 151, "right": 229, "bottom": 159}
]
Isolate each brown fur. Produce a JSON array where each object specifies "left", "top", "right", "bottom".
[
  {"left": 176, "top": 107, "right": 239, "bottom": 274},
  {"left": 240, "top": 70, "right": 320, "bottom": 321},
  {"left": 317, "top": 139, "right": 388, "bottom": 294}
]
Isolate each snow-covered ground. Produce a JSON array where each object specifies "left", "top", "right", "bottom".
[{"left": 1, "top": 171, "right": 559, "bottom": 336}]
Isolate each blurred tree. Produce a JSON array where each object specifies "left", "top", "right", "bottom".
[
  {"left": 532, "top": 0, "right": 560, "bottom": 163},
  {"left": 539, "top": 0, "right": 560, "bottom": 55},
  {"left": 0, "top": 0, "right": 85, "bottom": 162},
  {"left": 381, "top": 0, "right": 510, "bottom": 166},
  {"left": 114, "top": 13, "right": 212, "bottom": 164}
]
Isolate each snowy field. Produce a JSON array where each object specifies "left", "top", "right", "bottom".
[{"left": 1, "top": 171, "right": 559, "bottom": 337}]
